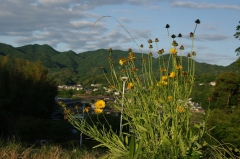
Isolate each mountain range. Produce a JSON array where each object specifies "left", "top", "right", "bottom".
[{"left": 0, "top": 43, "right": 239, "bottom": 85}]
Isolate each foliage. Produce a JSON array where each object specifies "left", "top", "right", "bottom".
[
  {"left": 14, "top": 116, "right": 76, "bottom": 143},
  {"left": 57, "top": 89, "right": 77, "bottom": 98},
  {"left": 210, "top": 72, "right": 240, "bottom": 109},
  {"left": 190, "top": 74, "right": 216, "bottom": 109},
  {"left": 207, "top": 108, "right": 240, "bottom": 149},
  {"left": 0, "top": 56, "right": 58, "bottom": 135},
  {"left": 234, "top": 21, "right": 240, "bottom": 56}
]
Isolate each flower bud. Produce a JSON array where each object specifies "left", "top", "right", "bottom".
[
  {"left": 179, "top": 45, "right": 184, "bottom": 50},
  {"left": 190, "top": 32, "right": 194, "bottom": 37},
  {"left": 148, "top": 39, "right": 153, "bottom": 43},
  {"left": 195, "top": 19, "right": 200, "bottom": 24}
]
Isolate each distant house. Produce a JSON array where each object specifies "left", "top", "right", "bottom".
[
  {"left": 209, "top": 81, "right": 216, "bottom": 86},
  {"left": 58, "top": 84, "right": 84, "bottom": 90}
]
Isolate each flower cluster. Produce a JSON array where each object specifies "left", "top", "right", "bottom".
[
  {"left": 94, "top": 100, "right": 105, "bottom": 114},
  {"left": 127, "top": 82, "right": 134, "bottom": 89}
]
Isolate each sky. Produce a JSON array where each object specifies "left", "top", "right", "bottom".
[{"left": 0, "top": 0, "right": 239, "bottom": 66}]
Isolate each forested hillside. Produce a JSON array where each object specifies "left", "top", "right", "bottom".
[{"left": 0, "top": 43, "right": 239, "bottom": 85}]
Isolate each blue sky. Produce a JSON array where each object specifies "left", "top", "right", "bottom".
[{"left": 0, "top": 0, "right": 239, "bottom": 66}]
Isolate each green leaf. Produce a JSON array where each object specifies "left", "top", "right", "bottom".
[
  {"left": 136, "top": 125, "right": 148, "bottom": 132},
  {"left": 179, "top": 135, "right": 186, "bottom": 156},
  {"left": 125, "top": 135, "right": 129, "bottom": 145},
  {"left": 162, "top": 136, "right": 171, "bottom": 146},
  {"left": 194, "top": 124, "right": 200, "bottom": 129},
  {"left": 135, "top": 137, "right": 144, "bottom": 159},
  {"left": 129, "top": 135, "right": 135, "bottom": 158}
]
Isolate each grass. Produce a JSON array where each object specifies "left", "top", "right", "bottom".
[{"left": 0, "top": 138, "right": 106, "bottom": 159}]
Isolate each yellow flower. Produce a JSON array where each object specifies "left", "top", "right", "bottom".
[
  {"left": 128, "top": 52, "right": 136, "bottom": 61},
  {"left": 169, "top": 72, "right": 176, "bottom": 78},
  {"left": 94, "top": 108, "right": 103, "bottom": 114},
  {"left": 162, "top": 76, "right": 168, "bottom": 81},
  {"left": 109, "top": 85, "right": 115, "bottom": 89},
  {"left": 169, "top": 48, "right": 178, "bottom": 55},
  {"left": 127, "top": 82, "right": 134, "bottom": 89},
  {"left": 84, "top": 107, "right": 90, "bottom": 113},
  {"left": 95, "top": 100, "right": 105, "bottom": 109},
  {"left": 176, "top": 65, "right": 183, "bottom": 70},
  {"left": 161, "top": 81, "right": 168, "bottom": 85},
  {"left": 177, "top": 106, "right": 185, "bottom": 113},
  {"left": 119, "top": 59, "right": 124, "bottom": 65},
  {"left": 168, "top": 96, "right": 173, "bottom": 102}
]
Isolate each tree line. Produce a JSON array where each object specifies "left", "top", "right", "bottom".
[{"left": 0, "top": 55, "right": 58, "bottom": 137}]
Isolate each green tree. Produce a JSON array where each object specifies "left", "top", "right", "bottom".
[
  {"left": 234, "top": 21, "right": 240, "bottom": 56},
  {"left": 0, "top": 56, "right": 58, "bottom": 135},
  {"left": 207, "top": 109, "right": 240, "bottom": 148},
  {"left": 211, "top": 72, "right": 240, "bottom": 109}
]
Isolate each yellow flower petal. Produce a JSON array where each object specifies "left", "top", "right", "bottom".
[
  {"left": 119, "top": 59, "right": 123, "bottom": 65},
  {"left": 95, "top": 100, "right": 105, "bottom": 109},
  {"left": 94, "top": 108, "right": 103, "bottom": 114},
  {"left": 169, "top": 72, "right": 176, "bottom": 78},
  {"left": 127, "top": 82, "right": 134, "bottom": 89},
  {"left": 169, "top": 48, "right": 178, "bottom": 54}
]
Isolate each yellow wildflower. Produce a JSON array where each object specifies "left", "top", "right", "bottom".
[
  {"left": 94, "top": 108, "right": 103, "bottom": 114},
  {"left": 84, "top": 107, "right": 90, "bottom": 113},
  {"left": 168, "top": 96, "right": 173, "bottom": 102},
  {"left": 128, "top": 52, "right": 136, "bottom": 61},
  {"left": 169, "top": 48, "right": 178, "bottom": 55},
  {"left": 127, "top": 82, "right": 134, "bottom": 89},
  {"left": 162, "top": 76, "right": 168, "bottom": 81},
  {"left": 95, "top": 100, "right": 105, "bottom": 109},
  {"left": 169, "top": 72, "right": 176, "bottom": 78},
  {"left": 161, "top": 81, "right": 168, "bottom": 86},
  {"left": 109, "top": 85, "right": 115, "bottom": 89},
  {"left": 176, "top": 65, "right": 183, "bottom": 70},
  {"left": 119, "top": 59, "right": 124, "bottom": 65},
  {"left": 177, "top": 106, "right": 185, "bottom": 113}
]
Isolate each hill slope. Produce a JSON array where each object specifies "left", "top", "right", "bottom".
[{"left": 0, "top": 43, "right": 239, "bottom": 84}]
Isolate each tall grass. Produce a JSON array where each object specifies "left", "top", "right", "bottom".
[{"left": 0, "top": 138, "right": 104, "bottom": 159}]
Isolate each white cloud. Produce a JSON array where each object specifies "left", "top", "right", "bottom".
[
  {"left": 195, "top": 34, "right": 230, "bottom": 41},
  {"left": 181, "top": 33, "right": 230, "bottom": 41},
  {"left": 196, "top": 52, "right": 237, "bottom": 66},
  {"left": 170, "top": 1, "right": 240, "bottom": 10},
  {"left": 0, "top": 0, "right": 238, "bottom": 66}
]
